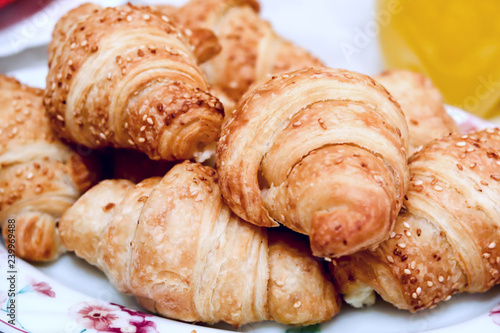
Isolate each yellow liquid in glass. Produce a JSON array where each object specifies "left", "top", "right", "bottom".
[{"left": 378, "top": 0, "right": 500, "bottom": 118}]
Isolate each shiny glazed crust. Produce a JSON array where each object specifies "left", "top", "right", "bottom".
[
  {"left": 59, "top": 161, "right": 339, "bottom": 327},
  {"left": 216, "top": 68, "right": 410, "bottom": 258},
  {"left": 0, "top": 75, "right": 95, "bottom": 261},
  {"left": 44, "top": 3, "right": 224, "bottom": 161},
  {"left": 334, "top": 129, "right": 500, "bottom": 311},
  {"left": 375, "top": 70, "right": 459, "bottom": 154},
  {"left": 173, "top": 0, "right": 324, "bottom": 101}
]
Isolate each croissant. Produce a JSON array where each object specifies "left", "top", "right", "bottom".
[
  {"left": 59, "top": 161, "right": 340, "bottom": 327},
  {"left": 333, "top": 129, "right": 500, "bottom": 311},
  {"left": 217, "top": 68, "right": 410, "bottom": 258},
  {"left": 44, "top": 3, "right": 224, "bottom": 162},
  {"left": 0, "top": 75, "right": 96, "bottom": 261},
  {"left": 375, "top": 70, "right": 459, "bottom": 154},
  {"left": 172, "top": 0, "right": 324, "bottom": 101}
]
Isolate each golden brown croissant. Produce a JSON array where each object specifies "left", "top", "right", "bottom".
[
  {"left": 59, "top": 161, "right": 339, "bottom": 327},
  {"left": 333, "top": 129, "right": 500, "bottom": 311},
  {"left": 173, "top": 0, "right": 324, "bottom": 101},
  {"left": 217, "top": 68, "right": 410, "bottom": 258},
  {"left": 375, "top": 70, "right": 459, "bottom": 154},
  {"left": 44, "top": 3, "right": 224, "bottom": 162},
  {"left": 0, "top": 75, "right": 96, "bottom": 261}
]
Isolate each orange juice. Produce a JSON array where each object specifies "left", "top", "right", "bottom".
[{"left": 378, "top": 0, "right": 500, "bottom": 119}]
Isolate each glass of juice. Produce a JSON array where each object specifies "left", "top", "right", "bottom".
[{"left": 378, "top": 0, "right": 500, "bottom": 119}]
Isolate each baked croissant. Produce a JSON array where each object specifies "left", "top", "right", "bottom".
[
  {"left": 44, "top": 3, "right": 224, "bottom": 162},
  {"left": 333, "top": 129, "right": 500, "bottom": 311},
  {"left": 59, "top": 161, "right": 340, "bottom": 327},
  {"left": 0, "top": 75, "right": 96, "bottom": 261},
  {"left": 217, "top": 68, "right": 410, "bottom": 258},
  {"left": 173, "top": 0, "right": 324, "bottom": 101},
  {"left": 375, "top": 70, "right": 459, "bottom": 154}
]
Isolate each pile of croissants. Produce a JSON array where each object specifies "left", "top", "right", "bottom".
[{"left": 1, "top": 0, "right": 499, "bottom": 328}]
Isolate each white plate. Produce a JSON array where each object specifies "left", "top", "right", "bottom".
[{"left": 1, "top": 1, "right": 500, "bottom": 332}]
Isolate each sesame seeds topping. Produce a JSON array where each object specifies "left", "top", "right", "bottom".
[
  {"left": 483, "top": 253, "right": 491, "bottom": 259},
  {"left": 456, "top": 141, "right": 466, "bottom": 147},
  {"left": 161, "top": 15, "right": 170, "bottom": 22},
  {"left": 390, "top": 231, "right": 396, "bottom": 238},
  {"left": 481, "top": 180, "right": 489, "bottom": 186},
  {"left": 414, "top": 180, "right": 423, "bottom": 186},
  {"left": 318, "top": 118, "right": 327, "bottom": 129},
  {"left": 294, "top": 301, "right": 302, "bottom": 308},
  {"left": 147, "top": 117, "right": 154, "bottom": 125},
  {"left": 438, "top": 276, "right": 444, "bottom": 282},
  {"left": 126, "top": 15, "right": 132, "bottom": 22},
  {"left": 403, "top": 222, "right": 410, "bottom": 228},
  {"left": 470, "top": 162, "right": 476, "bottom": 168},
  {"left": 26, "top": 172, "right": 33, "bottom": 180},
  {"left": 387, "top": 255, "right": 394, "bottom": 263},
  {"left": 404, "top": 269, "right": 411, "bottom": 275},
  {"left": 491, "top": 175, "right": 500, "bottom": 181},
  {"left": 433, "top": 185, "right": 443, "bottom": 192},
  {"left": 427, "top": 281, "right": 433, "bottom": 287},
  {"left": 293, "top": 121, "right": 302, "bottom": 127},
  {"left": 456, "top": 163, "right": 463, "bottom": 170},
  {"left": 410, "top": 261, "right": 416, "bottom": 269},
  {"left": 444, "top": 295, "right": 452, "bottom": 301},
  {"left": 416, "top": 287, "right": 422, "bottom": 295},
  {"left": 143, "top": 14, "right": 150, "bottom": 21},
  {"left": 107, "top": 72, "right": 112, "bottom": 80},
  {"left": 56, "top": 115, "right": 64, "bottom": 121},
  {"left": 489, "top": 242, "right": 496, "bottom": 249},
  {"left": 81, "top": 40, "right": 88, "bottom": 47},
  {"left": 412, "top": 292, "right": 417, "bottom": 299},
  {"left": 138, "top": 137, "right": 145, "bottom": 143}
]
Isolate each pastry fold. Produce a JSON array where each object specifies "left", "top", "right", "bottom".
[
  {"left": 375, "top": 70, "right": 459, "bottom": 154},
  {"left": 60, "top": 161, "right": 339, "bottom": 327},
  {"left": 0, "top": 75, "right": 96, "bottom": 261},
  {"left": 216, "top": 68, "right": 409, "bottom": 257},
  {"left": 44, "top": 3, "right": 224, "bottom": 162},
  {"left": 334, "top": 129, "right": 500, "bottom": 311},
  {"left": 173, "top": 0, "right": 324, "bottom": 102}
]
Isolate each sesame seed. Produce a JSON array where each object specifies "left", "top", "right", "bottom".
[
  {"left": 126, "top": 15, "right": 132, "bottom": 22},
  {"left": 427, "top": 281, "right": 433, "bottom": 287},
  {"left": 467, "top": 148, "right": 475, "bottom": 153},
  {"left": 412, "top": 292, "right": 417, "bottom": 299},
  {"left": 461, "top": 135, "right": 469, "bottom": 139},
  {"left": 293, "top": 121, "right": 302, "bottom": 127},
  {"left": 387, "top": 255, "right": 394, "bottom": 263},
  {"left": 397, "top": 243, "right": 406, "bottom": 248},
  {"left": 142, "top": 114, "right": 148, "bottom": 121},
  {"left": 487, "top": 128, "right": 495, "bottom": 133},
  {"left": 456, "top": 163, "right": 463, "bottom": 170},
  {"left": 294, "top": 301, "right": 301, "bottom": 308},
  {"left": 438, "top": 276, "right": 444, "bottom": 282},
  {"left": 275, "top": 280, "right": 284, "bottom": 286},
  {"left": 475, "top": 185, "right": 483, "bottom": 192},
  {"left": 405, "top": 230, "right": 412, "bottom": 237},
  {"left": 456, "top": 141, "right": 466, "bottom": 147},
  {"left": 70, "top": 42, "right": 76, "bottom": 49},
  {"left": 140, "top": 125, "right": 146, "bottom": 131},
  {"left": 143, "top": 14, "right": 150, "bottom": 20},
  {"left": 390, "top": 231, "right": 396, "bottom": 238},
  {"left": 470, "top": 163, "right": 476, "bottom": 168},
  {"left": 99, "top": 133, "right": 106, "bottom": 139},
  {"left": 81, "top": 40, "right": 88, "bottom": 47},
  {"left": 444, "top": 295, "right": 451, "bottom": 301},
  {"left": 147, "top": 118, "right": 154, "bottom": 125},
  {"left": 336, "top": 157, "right": 344, "bottom": 164},
  {"left": 434, "top": 185, "right": 443, "bottom": 191},
  {"left": 138, "top": 137, "right": 145, "bottom": 143},
  {"left": 161, "top": 15, "right": 169, "bottom": 22},
  {"left": 411, "top": 261, "right": 416, "bottom": 269},
  {"left": 26, "top": 172, "right": 33, "bottom": 180},
  {"left": 483, "top": 253, "right": 491, "bottom": 258},
  {"left": 56, "top": 115, "right": 64, "bottom": 121},
  {"left": 403, "top": 222, "right": 410, "bottom": 228},
  {"left": 491, "top": 175, "right": 500, "bottom": 181},
  {"left": 318, "top": 118, "right": 327, "bottom": 129},
  {"left": 324, "top": 257, "right": 332, "bottom": 262},
  {"left": 107, "top": 72, "right": 112, "bottom": 80},
  {"left": 404, "top": 269, "right": 411, "bottom": 274},
  {"left": 414, "top": 180, "right": 423, "bottom": 186},
  {"left": 128, "top": 139, "right": 134, "bottom": 145},
  {"left": 68, "top": 59, "right": 73, "bottom": 65},
  {"left": 481, "top": 180, "right": 489, "bottom": 186},
  {"left": 489, "top": 242, "right": 496, "bottom": 249},
  {"left": 56, "top": 73, "right": 62, "bottom": 80},
  {"left": 12, "top": 127, "right": 18, "bottom": 134},
  {"left": 416, "top": 287, "right": 422, "bottom": 295}
]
